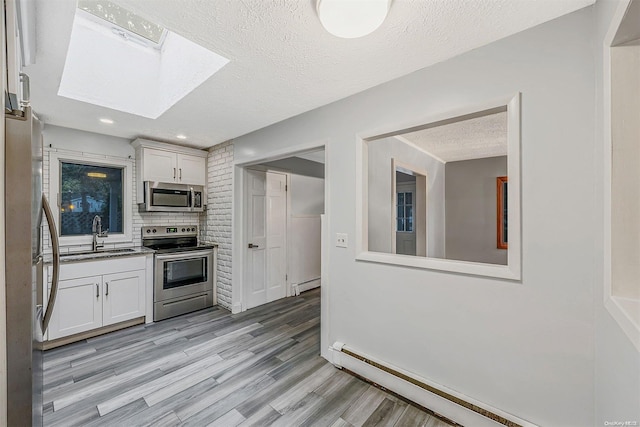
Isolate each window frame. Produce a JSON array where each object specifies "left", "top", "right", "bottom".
[
  {"left": 49, "top": 151, "right": 133, "bottom": 246},
  {"left": 356, "top": 93, "right": 521, "bottom": 281}
]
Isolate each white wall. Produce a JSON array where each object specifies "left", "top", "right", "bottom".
[
  {"left": 232, "top": 8, "right": 603, "bottom": 426},
  {"left": 610, "top": 45, "right": 640, "bottom": 300},
  {"left": 368, "top": 137, "right": 445, "bottom": 257},
  {"left": 594, "top": 0, "right": 640, "bottom": 424},
  {"left": 445, "top": 156, "right": 507, "bottom": 265},
  {"left": 289, "top": 174, "right": 324, "bottom": 288}
]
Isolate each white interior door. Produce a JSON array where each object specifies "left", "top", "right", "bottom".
[
  {"left": 246, "top": 170, "right": 268, "bottom": 309},
  {"left": 266, "top": 172, "right": 287, "bottom": 302},
  {"left": 245, "top": 170, "right": 287, "bottom": 309}
]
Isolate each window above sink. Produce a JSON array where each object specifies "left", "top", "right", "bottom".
[{"left": 49, "top": 151, "right": 133, "bottom": 246}]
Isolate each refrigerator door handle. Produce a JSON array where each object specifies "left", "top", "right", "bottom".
[{"left": 41, "top": 194, "right": 60, "bottom": 334}]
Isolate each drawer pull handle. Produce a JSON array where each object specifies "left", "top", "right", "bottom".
[
  {"left": 96, "top": 284, "right": 100, "bottom": 298},
  {"left": 105, "top": 282, "right": 109, "bottom": 296}
]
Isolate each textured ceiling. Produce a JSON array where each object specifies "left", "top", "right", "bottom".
[
  {"left": 25, "top": 0, "right": 593, "bottom": 149},
  {"left": 400, "top": 111, "right": 507, "bottom": 162}
]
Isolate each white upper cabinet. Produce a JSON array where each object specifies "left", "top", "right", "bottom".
[
  {"left": 177, "top": 153, "right": 206, "bottom": 185},
  {"left": 142, "top": 147, "right": 178, "bottom": 183},
  {"left": 132, "top": 139, "right": 207, "bottom": 192}
]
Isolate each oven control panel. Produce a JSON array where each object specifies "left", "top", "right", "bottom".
[{"left": 142, "top": 225, "right": 198, "bottom": 238}]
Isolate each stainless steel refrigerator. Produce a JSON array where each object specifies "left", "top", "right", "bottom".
[{"left": 5, "top": 105, "right": 60, "bottom": 426}]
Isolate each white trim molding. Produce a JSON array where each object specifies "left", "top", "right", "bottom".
[
  {"left": 48, "top": 149, "right": 134, "bottom": 247},
  {"left": 602, "top": 0, "right": 640, "bottom": 352},
  {"left": 355, "top": 93, "right": 522, "bottom": 281}
]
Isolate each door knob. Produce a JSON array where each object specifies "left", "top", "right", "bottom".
[{"left": 248, "top": 243, "right": 259, "bottom": 248}]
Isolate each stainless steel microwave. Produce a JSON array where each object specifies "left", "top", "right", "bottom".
[{"left": 140, "top": 181, "right": 205, "bottom": 213}]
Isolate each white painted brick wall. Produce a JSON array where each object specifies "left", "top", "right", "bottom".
[{"left": 200, "top": 141, "right": 233, "bottom": 310}]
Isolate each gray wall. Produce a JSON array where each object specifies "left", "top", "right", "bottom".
[
  {"left": 368, "top": 136, "right": 445, "bottom": 257},
  {"left": 261, "top": 157, "right": 324, "bottom": 179},
  {"left": 445, "top": 156, "right": 507, "bottom": 265},
  {"left": 230, "top": 7, "right": 640, "bottom": 425}
]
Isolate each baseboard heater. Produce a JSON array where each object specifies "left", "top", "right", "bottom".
[
  {"left": 292, "top": 278, "right": 321, "bottom": 296},
  {"left": 330, "top": 342, "right": 536, "bottom": 427}
]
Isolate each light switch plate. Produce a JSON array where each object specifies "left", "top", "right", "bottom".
[{"left": 336, "top": 233, "right": 348, "bottom": 248}]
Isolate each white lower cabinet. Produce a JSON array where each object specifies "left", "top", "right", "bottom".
[
  {"left": 103, "top": 271, "right": 145, "bottom": 326},
  {"left": 48, "top": 276, "right": 103, "bottom": 340},
  {"left": 46, "top": 256, "right": 148, "bottom": 341}
]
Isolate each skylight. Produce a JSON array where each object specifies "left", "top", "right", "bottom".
[
  {"left": 58, "top": 2, "right": 229, "bottom": 119},
  {"left": 77, "top": 0, "right": 166, "bottom": 46}
]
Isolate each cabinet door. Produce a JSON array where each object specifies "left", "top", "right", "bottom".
[
  {"left": 143, "top": 148, "right": 177, "bottom": 183},
  {"left": 102, "top": 270, "right": 146, "bottom": 326},
  {"left": 177, "top": 154, "right": 206, "bottom": 185},
  {"left": 48, "top": 276, "right": 103, "bottom": 340}
]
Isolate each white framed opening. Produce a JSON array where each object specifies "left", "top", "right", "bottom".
[
  {"left": 356, "top": 93, "right": 521, "bottom": 280},
  {"left": 232, "top": 141, "right": 330, "bottom": 357},
  {"left": 603, "top": 0, "right": 640, "bottom": 352}
]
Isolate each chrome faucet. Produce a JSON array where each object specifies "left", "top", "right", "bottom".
[{"left": 91, "top": 215, "right": 108, "bottom": 252}]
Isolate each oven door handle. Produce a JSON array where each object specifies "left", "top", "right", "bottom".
[{"left": 155, "top": 250, "right": 213, "bottom": 261}]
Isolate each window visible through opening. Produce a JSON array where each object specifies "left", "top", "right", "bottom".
[
  {"left": 60, "top": 162, "right": 124, "bottom": 236},
  {"left": 397, "top": 191, "right": 413, "bottom": 232}
]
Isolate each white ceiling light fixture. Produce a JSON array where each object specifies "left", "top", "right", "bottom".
[
  {"left": 176, "top": 134, "right": 187, "bottom": 140},
  {"left": 99, "top": 118, "right": 114, "bottom": 124},
  {"left": 316, "top": 0, "right": 391, "bottom": 39}
]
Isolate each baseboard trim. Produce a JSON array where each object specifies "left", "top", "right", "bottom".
[
  {"left": 330, "top": 343, "right": 537, "bottom": 427},
  {"left": 292, "top": 278, "right": 321, "bottom": 296}
]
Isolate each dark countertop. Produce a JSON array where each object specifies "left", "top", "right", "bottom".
[{"left": 44, "top": 246, "right": 156, "bottom": 264}]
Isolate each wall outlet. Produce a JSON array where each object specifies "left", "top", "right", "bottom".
[{"left": 336, "top": 233, "right": 348, "bottom": 248}]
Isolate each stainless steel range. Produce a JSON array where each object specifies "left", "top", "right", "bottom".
[{"left": 142, "top": 225, "right": 216, "bottom": 321}]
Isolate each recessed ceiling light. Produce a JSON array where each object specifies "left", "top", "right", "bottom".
[
  {"left": 176, "top": 134, "right": 187, "bottom": 140},
  {"left": 99, "top": 118, "right": 114, "bottom": 124}
]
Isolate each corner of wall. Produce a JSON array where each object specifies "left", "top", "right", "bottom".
[{"left": 203, "top": 140, "right": 234, "bottom": 310}]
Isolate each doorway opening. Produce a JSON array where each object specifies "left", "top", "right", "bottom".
[
  {"left": 242, "top": 149, "right": 325, "bottom": 310},
  {"left": 392, "top": 161, "right": 427, "bottom": 257}
]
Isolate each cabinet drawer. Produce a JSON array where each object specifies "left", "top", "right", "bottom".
[{"left": 58, "top": 256, "right": 147, "bottom": 281}]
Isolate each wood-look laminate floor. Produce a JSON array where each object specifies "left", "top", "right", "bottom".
[{"left": 43, "top": 289, "right": 452, "bottom": 427}]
